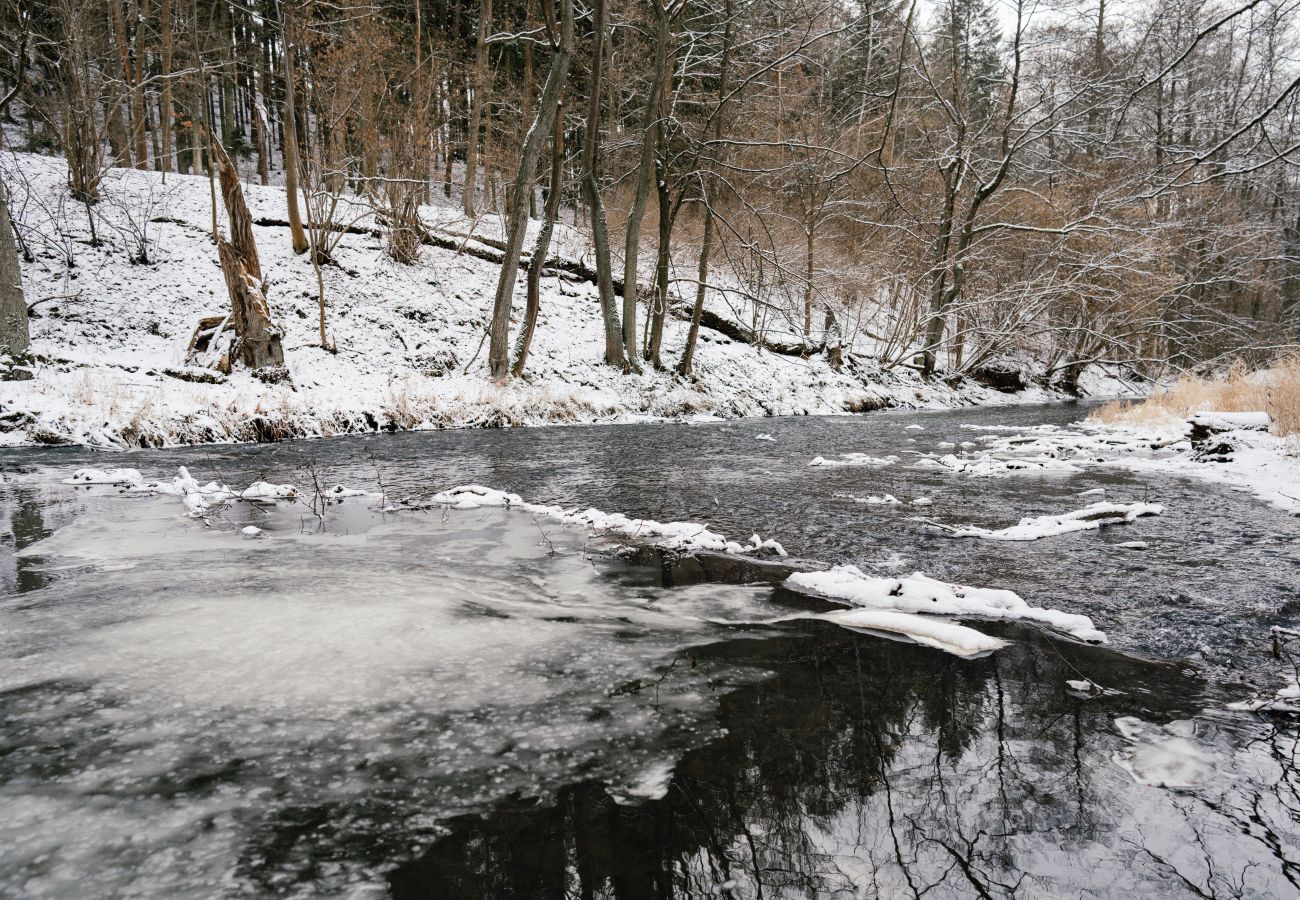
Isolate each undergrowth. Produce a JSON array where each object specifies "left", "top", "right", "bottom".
[{"left": 1091, "top": 357, "right": 1300, "bottom": 438}]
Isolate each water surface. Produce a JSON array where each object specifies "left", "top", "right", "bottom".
[{"left": 1, "top": 404, "right": 1297, "bottom": 897}]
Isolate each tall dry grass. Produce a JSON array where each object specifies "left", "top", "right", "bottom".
[{"left": 1090, "top": 356, "right": 1300, "bottom": 438}]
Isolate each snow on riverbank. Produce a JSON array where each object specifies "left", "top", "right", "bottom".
[{"left": 2, "top": 153, "right": 1127, "bottom": 448}]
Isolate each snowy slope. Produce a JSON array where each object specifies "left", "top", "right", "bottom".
[{"left": 1, "top": 153, "right": 1126, "bottom": 448}]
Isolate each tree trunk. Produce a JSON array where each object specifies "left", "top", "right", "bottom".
[
  {"left": 0, "top": 180, "right": 30, "bottom": 358},
  {"left": 677, "top": 206, "right": 712, "bottom": 377},
  {"left": 514, "top": 102, "right": 566, "bottom": 377},
  {"left": 463, "top": 0, "right": 492, "bottom": 216},
  {"left": 205, "top": 128, "right": 283, "bottom": 370},
  {"left": 204, "top": 126, "right": 261, "bottom": 281},
  {"left": 131, "top": 0, "right": 150, "bottom": 170},
  {"left": 803, "top": 220, "right": 814, "bottom": 338},
  {"left": 108, "top": 0, "right": 133, "bottom": 168},
  {"left": 677, "top": 0, "right": 733, "bottom": 375},
  {"left": 217, "top": 241, "right": 284, "bottom": 369},
  {"left": 487, "top": 0, "right": 573, "bottom": 379},
  {"left": 583, "top": 0, "right": 626, "bottom": 370},
  {"left": 160, "top": 0, "right": 174, "bottom": 172},
  {"left": 620, "top": 0, "right": 671, "bottom": 367},
  {"left": 281, "top": 3, "right": 309, "bottom": 255},
  {"left": 646, "top": 153, "right": 671, "bottom": 368}
]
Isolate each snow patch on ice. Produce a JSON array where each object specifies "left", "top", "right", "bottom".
[
  {"left": 240, "top": 482, "right": 299, "bottom": 501},
  {"left": 809, "top": 453, "right": 899, "bottom": 468},
  {"left": 63, "top": 468, "right": 145, "bottom": 486},
  {"left": 852, "top": 494, "right": 901, "bottom": 506}
]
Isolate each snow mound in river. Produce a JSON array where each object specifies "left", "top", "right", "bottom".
[
  {"left": 946, "top": 501, "right": 1163, "bottom": 541},
  {"left": 785, "top": 566, "right": 1106, "bottom": 643}
]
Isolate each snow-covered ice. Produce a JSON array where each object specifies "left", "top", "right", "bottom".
[
  {"left": 63, "top": 467, "right": 145, "bottom": 486},
  {"left": 808, "top": 453, "right": 899, "bottom": 468},
  {"left": 784, "top": 566, "right": 1106, "bottom": 643}
]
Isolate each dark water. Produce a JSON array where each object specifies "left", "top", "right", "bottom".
[
  {"left": 2, "top": 404, "right": 1299, "bottom": 898},
  {"left": 389, "top": 626, "right": 1298, "bottom": 899}
]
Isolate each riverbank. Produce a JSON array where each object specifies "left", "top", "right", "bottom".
[{"left": 1, "top": 153, "right": 1133, "bottom": 449}]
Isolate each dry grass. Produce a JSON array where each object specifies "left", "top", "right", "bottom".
[{"left": 1090, "top": 357, "right": 1300, "bottom": 437}]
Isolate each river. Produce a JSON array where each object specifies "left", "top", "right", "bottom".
[{"left": 1, "top": 403, "right": 1297, "bottom": 897}]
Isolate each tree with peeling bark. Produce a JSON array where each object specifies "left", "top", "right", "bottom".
[{"left": 204, "top": 128, "right": 285, "bottom": 372}]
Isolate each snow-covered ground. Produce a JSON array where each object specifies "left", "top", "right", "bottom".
[{"left": 1, "top": 152, "right": 1129, "bottom": 448}]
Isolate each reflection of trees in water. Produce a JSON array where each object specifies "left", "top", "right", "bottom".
[
  {"left": 390, "top": 626, "right": 1299, "bottom": 899},
  {"left": 0, "top": 484, "right": 54, "bottom": 593}
]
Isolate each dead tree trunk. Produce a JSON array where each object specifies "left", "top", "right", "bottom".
[
  {"left": 487, "top": 0, "right": 573, "bottom": 379},
  {"left": 0, "top": 180, "right": 30, "bottom": 359},
  {"left": 205, "top": 127, "right": 260, "bottom": 280},
  {"left": 204, "top": 129, "right": 283, "bottom": 370},
  {"left": 217, "top": 241, "right": 283, "bottom": 370}
]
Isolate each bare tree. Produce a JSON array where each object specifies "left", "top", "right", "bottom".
[
  {"left": 488, "top": 0, "right": 574, "bottom": 379},
  {"left": 0, "top": 179, "right": 29, "bottom": 358}
]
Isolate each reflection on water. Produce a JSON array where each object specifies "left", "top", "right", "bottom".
[
  {"left": 392, "top": 627, "right": 1300, "bottom": 899},
  {"left": 0, "top": 484, "right": 51, "bottom": 593}
]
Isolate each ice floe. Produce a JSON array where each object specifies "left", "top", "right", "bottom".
[
  {"left": 939, "top": 501, "right": 1163, "bottom": 541},
  {"left": 785, "top": 566, "right": 1105, "bottom": 643}
]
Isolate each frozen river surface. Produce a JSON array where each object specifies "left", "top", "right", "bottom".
[{"left": 1, "top": 404, "right": 1297, "bottom": 897}]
